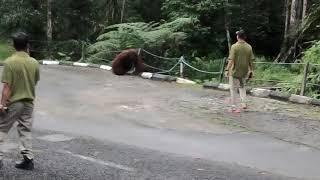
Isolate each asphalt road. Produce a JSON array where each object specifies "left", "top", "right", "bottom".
[
  {"left": 1, "top": 129, "right": 296, "bottom": 180},
  {"left": 1, "top": 65, "right": 319, "bottom": 180}
]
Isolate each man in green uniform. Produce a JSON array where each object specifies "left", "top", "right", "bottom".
[
  {"left": 0, "top": 32, "right": 40, "bottom": 170},
  {"left": 225, "top": 30, "right": 254, "bottom": 112}
]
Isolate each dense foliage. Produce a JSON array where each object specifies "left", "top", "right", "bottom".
[{"left": 0, "top": 0, "right": 319, "bottom": 97}]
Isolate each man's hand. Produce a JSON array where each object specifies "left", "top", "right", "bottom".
[
  {"left": 225, "top": 70, "right": 230, "bottom": 77},
  {"left": 0, "top": 104, "right": 7, "bottom": 114},
  {"left": 248, "top": 71, "right": 254, "bottom": 79}
]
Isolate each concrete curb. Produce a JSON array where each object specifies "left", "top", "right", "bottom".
[
  {"left": 269, "top": 91, "right": 291, "bottom": 101},
  {"left": 250, "top": 88, "right": 272, "bottom": 98},
  {"left": 141, "top": 72, "right": 194, "bottom": 84},
  {"left": 39, "top": 60, "right": 196, "bottom": 85},
  {"left": 38, "top": 60, "right": 320, "bottom": 106},
  {"left": 40, "top": 60, "right": 113, "bottom": 71},
  {"left": 151, "top": 74, "right": 177, "bottom": 82},
  {"left": 203, "top": 83, "right": 320, "bottom": 107},
  {"left": 289, "top": 95, "right": 312, "bottom": 105}
]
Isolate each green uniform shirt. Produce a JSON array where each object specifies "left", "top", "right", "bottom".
[
  {"left": 228, "top": 41, "right": 254, "bottom": 78},
  {"left": 1, "top": 52, "right": 40, "bottom": 104}
]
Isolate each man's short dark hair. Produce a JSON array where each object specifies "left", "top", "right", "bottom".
[
  {"left": 236, "top": 30, "right": 246, "bottom": 40},
  {"left": 11, "top": 32, "right": 29, "bottom": 51}
]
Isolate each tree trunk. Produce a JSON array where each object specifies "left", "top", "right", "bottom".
[
  {"left": 302, "top": 0, "right": 308, "bottom": 20},
  {"left": 275, "top": 0, "right": 291, "bottom": 62},
  {"left": 290, "top": 0, "right": 298, "bottom": 28},
  {"left": 120, "top": 0, "right": 126, "bottom": 23},
  {"left": 224, "top": 0, "right": 231, "bottom": 50},
  {"left": 276, "top": 1, "right": 320, "bottom": 62},
  {"left": 47, "top": 0, "right": 53, "bottom": 58},
  {"left": 276, "top": 0, "right": 305, "bottom": 62},
  {"left": 284, "top": 0, "right": 290, "bottom": 40}
]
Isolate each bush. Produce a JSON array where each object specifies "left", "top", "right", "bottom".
[
  {"left": 0, "top": 40, "right": 14, "bottom": 61},
  {"left": 183, "top": 56, "right": 224, "bottom": 83},
  {"left": 303, "top": 41, "right": 320, "bottom": 98},
  {"left": 249, "top": 57, "right": 303, "bottom": 93},
  {"left": 303, "top": 41, "right": 320, "bottom": 64}
]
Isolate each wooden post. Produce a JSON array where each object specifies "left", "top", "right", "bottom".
[
  {"left": 47, "top": 0, "right": 53, "bottom": 58},
  {"left": 80, "top": 42, "right": 85, "bottom": 62},
  {"left": 219, "top": 57, "right": 227, "bottom": 83},
  {"left": 180, "top": 56, "right": 184, "bottom": 78},
  {"left": 300, "top": 62, "right": 309, "bottom": 96},
  {"left": 224, "top": 0, "right": 231, "bottom": 51}
]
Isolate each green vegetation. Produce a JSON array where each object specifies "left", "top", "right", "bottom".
[
  {"left": 0, "top": 0, "right": 319, "bottom": 97},
  {"left": 0, "top": 40, "right": 13, "bottom": 61},
  {"left": 303, "top": 41, "right": 320, "bottom": 98},
  {"left": 252, "top": 61, "right": 303, "bottom": 94}
]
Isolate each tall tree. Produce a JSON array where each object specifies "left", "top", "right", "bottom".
[
  {"left": 276, "top": 0, "right": 319, "bottom": 62},
  {"left": 284, "top": 0, "right": 290, "bottom": 40},
  {"left": 47, "top": 0, "right": 53, "bottom": 56},
  {"left": 120, "top": 0, "right": 126, "bottom": 23},
  {"left": 224, "top": 0, "right": 231, "bottom": 50},
  {"left": 302, "top": 0, "right": 308, "bottom": 19},
  {"left": 104, "top": 0, "right": 121, "bottom": 24}
]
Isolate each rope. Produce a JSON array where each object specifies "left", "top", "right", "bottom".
[
  {"left": 181, "top": 58, "right": 222, "bottom": 75},
  {"left": 252, "top": 79, "right": 300, "bottom": 84},
  {"left": 156, "top": 61, "right": 181, "bottom": 74},
  {"left": 307, "top": 83, "right": 320, "bottom": 88},
  {"left": 29, "top": 39, "right": 82, "bottom": 43},
  {"left": 311, "top": 63, "right": 320, "bottom": 67},
  {"left": 254, "top": 62, "right": 306, "bottom": 65},
  {"left": 141, "top": 49, "right": 180, "bottom": 61},
  {"left": 29, "top": 49, "right": 51, "bottom": 53}
]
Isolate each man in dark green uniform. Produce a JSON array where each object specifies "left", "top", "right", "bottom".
[
  {"left": 0, "top": 32, "right": 40, "bottom": 170},
  {"left": 225, "top": 30, "right": 254, "bottom": 112}
]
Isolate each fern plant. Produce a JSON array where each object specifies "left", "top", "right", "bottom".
[{"left": 87, "top": 18, "right": 196, "bottom": 63}]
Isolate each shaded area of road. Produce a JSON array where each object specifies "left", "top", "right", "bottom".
[{"left": 0, "top": 129, "right": 298, "bottom": 180}]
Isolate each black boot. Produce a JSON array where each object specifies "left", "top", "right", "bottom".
[
  {"left": 0, "top": 160, "right": 3, "bottom": 169},
  {"left": 15, "top": 156, "right": 34, "bottom": 170}
]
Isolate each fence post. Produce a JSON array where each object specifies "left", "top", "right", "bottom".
[
  {"left": 80, "top": 41, "right": 86, "bottom": 62},
  {"left": 137, "top": 48, "right": 141, "bottom": 56},
  {"left": 180, "top": 56, "right": 184, "bottom": 78},
  {"left": 219, "top": 57, "right": 227, "bottom": 83},
  {"left": 300, "top": 62, "right": 310, "bottom": 96}
]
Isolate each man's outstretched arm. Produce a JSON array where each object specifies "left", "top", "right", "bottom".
[
  {"left": 1, "top": 63, "right": 12, "bottom": 109},
  {"left": 225, "top": 46, "right": 235, "bottom": 76},
  {"left": 0, "top": 83, "right": 11, "bottom": 110}
]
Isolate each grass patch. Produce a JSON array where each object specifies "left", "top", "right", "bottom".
[{"left": 0, "top": 40, "right": 14, "bottom": 61}]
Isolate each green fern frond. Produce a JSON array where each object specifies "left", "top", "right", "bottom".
[{"left": 88, "top": 18, "right": 196, "bottom": 63}]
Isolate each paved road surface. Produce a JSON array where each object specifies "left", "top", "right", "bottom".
[{"left": 1, "top": 65, "right": 320, "bottom": 180}]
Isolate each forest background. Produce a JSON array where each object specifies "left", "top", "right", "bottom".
[{"left": 0, "top": 0, "right": 319, "bottom": 98}]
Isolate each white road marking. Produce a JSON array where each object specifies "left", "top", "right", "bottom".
[
  {"left": 60, "top": 150, "right": 135, "bottom": 172},
  {"left": 43, "top": 60, "right": 60, "bottom": 65},
  {"left": 176, "top": 78, "right": 196, "bottom": 84},
  {"left": 141, "top": 72, "right": 153, "bottom": 79},
  {"left": 73, "top": 62, "right": 89, "bottom": 67},
  {"left": 100, "top": 65, "right": 112, "bottom": 70}
]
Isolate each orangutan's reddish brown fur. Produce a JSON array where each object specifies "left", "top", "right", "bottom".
[{"left": 112, "top": 49, "right": 145, "bottom": 75}]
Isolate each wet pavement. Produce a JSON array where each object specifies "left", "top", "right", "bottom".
[{"left": 1, "top": 65, "right": 320, "bottom": 179}]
